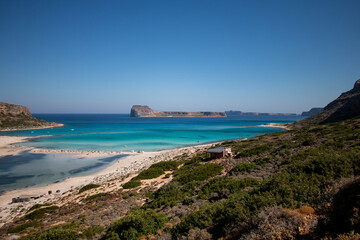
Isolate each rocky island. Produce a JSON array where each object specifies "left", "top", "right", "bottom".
[
  {"left": 130, "top": 105, "right": 227, "bottom": 117},
  {"left": 0, "top": 102, "right": 63, "bottom": 131}
]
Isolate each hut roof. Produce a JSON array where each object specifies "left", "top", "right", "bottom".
[{"left": 206, "top": 147, "right": 226, "bottom": 153}]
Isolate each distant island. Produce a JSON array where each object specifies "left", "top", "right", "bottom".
[
  {"left": 130, "top": 105, "right": 227, "bottom": 117},
  {"left": 225, "top": 110, "right": 298, "bottom": 116},
  {"left": 0, "top": 102, "right": 63, "bottom": 131}
]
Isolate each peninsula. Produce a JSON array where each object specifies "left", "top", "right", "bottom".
[
  {"left": 0, "top": 102, "right": 63, "bottom": 131},
  {"left": 225, "top": 110, "right": 298, "bottom": 116},
  {"left": 130, "top": 105, "right": 227, "bottom": 117}
]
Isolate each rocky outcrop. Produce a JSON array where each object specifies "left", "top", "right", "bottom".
[
  {"left": 0, "top": 102, "right": 31, "bottom": 116},
  {"left": 295, "top": 79, "right": 360, "bottom": 126},
  {"left": 301, "top": 108, "right": 323, "bottom": 117},
  {"left": 0, "top": 102, "right": 63, "bottom": 131},
  {"left": 130, "top": 105, "right": 227, "bottom": 118}
]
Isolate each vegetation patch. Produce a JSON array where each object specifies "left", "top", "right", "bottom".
[
  {"left": 146, "top": 181, "right": 198, "bottom": 208},
  {"left": 149, "top": 161, "right": 180, "bottom": 171},
  {"left": 22, "top": 206, "right": 59, "bottom": 220},
  {"left": 122, "top": 180, "right": 141, "bottom": 189},
  {"left": 199, "top": 177, "right": 259, "bottom": 199},
  {"left": 28, "top": 203, "right": 52, "bottom": 212},
  {"left": 36, "top": 228, "right": 80, "bottom": 240},
  {"left": 174, "top": 163, "right": 223, "bottom": 184},
  {"left": 83, "top": 193, "right": 108, "bottom": 202},
  {"left": 230, "top": 162, "right": 257, "bottom": 174},
  {"left": 78, "top": 184, "right": 100, "bottom": 194},
  {"left": 104, "top": 209, "right": 167, "bottom": 240},
  {"left": 133, "top": 167, "right": 164, "bottom": 180},
  {"left": 7, "top": 221, "right": 43, "bottom": 234}
]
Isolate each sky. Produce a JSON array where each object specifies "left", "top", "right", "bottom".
[{"left": 0, "top": 0, "right": 360, "bottom": 114}]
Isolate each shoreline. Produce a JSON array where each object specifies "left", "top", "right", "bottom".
[
  {"left": 0, "top": 123, "right": 65, "bottom": 132},
  {"left": 256, "top": 122, "right": 291, "bottom": 130},
  {"left": 0, "top": 136, "right": 219, "bottom": 226}
]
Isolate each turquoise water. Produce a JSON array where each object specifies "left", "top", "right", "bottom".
[
  {"left": 0, "top": 114, "right": 304, "bottom": 192},
  {"left": 2, "top": 114, "right": 304, "bottom": 152}
]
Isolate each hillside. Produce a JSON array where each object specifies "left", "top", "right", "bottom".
[
  {"left": 130, "top": 105, "right": 227, "bottom": 118},
  {"left": 295, "top": 79, "right": 360, "bottom": 126},
  {"left": 0, "top": 102, "right": 63, "bottom": 131},
  {"left": 2, "top": 80, "right": 360, "bottom": 239}
]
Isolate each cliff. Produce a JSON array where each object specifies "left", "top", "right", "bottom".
[
  {"left": 130, "top": 105, "right": 227, "bottom": 117},
  {"left": 295, "top": 79, "right": 360, "bottom": 126},
  {"left": 301, "top": 108, "right": 323, "bottom": 117},
  {"left": 0, "top": 102, "right": 63, "bottom": 131}
]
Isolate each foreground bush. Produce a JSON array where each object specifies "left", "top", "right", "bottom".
[
  {"left": 229, "top": 206, "right": 303, "bottom": 239},
  {"left": 7, "top": 221, "right": 43, "bottom": 234},
  {"left": 133, "top": 167, "right": 164, "bottom": 180},
  {"left": 199, "top": 177, "right": 259, "bottom": 199},
  {"left": 230, "top": 162, "right": 257, "bottom": 174},
  {"left": 23, "top": 206, "right": 59, "bottom": 220},
  {"left": 146, "top": 181, "right": 198, "bottom": 208},
  {"left": 150, "top": 161, "right": 180, "bottom": 171},
  {"left": 105, "top": 209, "right": 167, "bottom": 240},
  {"left": 37, "top": 228, "right": 79, "bottom": 240},
  {"left": 174, "top": 163, "right": 223, "bottom": 185}
]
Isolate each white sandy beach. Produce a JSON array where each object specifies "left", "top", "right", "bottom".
[
  {"left": 0, "top": 135, "right": 217, "bottom": 227},
  {"left": 257, "top": 122, "right": 291, "bottom": 130}
]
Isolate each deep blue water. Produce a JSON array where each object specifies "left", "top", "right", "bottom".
[{"left": 0, "top": 114, "right": 304, "bottom": 192}]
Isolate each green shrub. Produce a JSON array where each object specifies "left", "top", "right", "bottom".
[
  {"left": 133, "top": 167, "right": 164, "bottom": 180},
  {"left": 81, "top": 225, "right": 105, "bottom": 239},
  {"left": 8, "top": 221, "right": 43, "bottom": 233},
  {"left": 146, "top": 181, "right": 197, "bottom": 209},
  {"left": 122, "top": 180, "right": 141, "bottom": 189},
  {"left": 236, "top": 145, "right": 271, "bottom": 158},
  {"left": 253, "top": 157, "right": 271, "bottom": 166},
  {"left": 105, "top": 209, "right": 167, "bottom": 240},
  {"left": 174, "top": 163, "right": 223, "bottom": 185},
  {"left": 23, "top": 206, "right": 59, "bottom": 220},
  {"left": 28, "top": 203, "right": 51, "bottom": 212},
  {"left": 37, "top": 228, "right": 80, "bottom": 240},
  {"left": 199, "top": 177, "right": 259, "bottom": 199},
  {"left": 230, "top": 162, "right": 257, "bottom": 174},
  {"left": 150, "top": 161, "right": 180, "bottom": 171},
  {"left": 173, "top": 191, "right": 277, "bottom": 238},
  {"left": 83, "top": 193, "right": 108, "bottom": 202},
  {"left": 78, "top": 184, "right": 100, "bottom": 194}
]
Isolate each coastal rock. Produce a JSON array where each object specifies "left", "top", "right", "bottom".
[
  {"left": 0, "top": 102, "right": 31, "bottom": 116},
  {"left": 301, "top": 108, "right": 323, "bottom": 117},
  {"left": 130, "top": 105, "right": 227, "bottom": 118},
  {"left": 0, "top": 102, "right": 63, "bottom": 131}
]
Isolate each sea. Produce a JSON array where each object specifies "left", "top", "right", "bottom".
[{"left": 0, "top": 114, "right": 305, "bottom": 193}]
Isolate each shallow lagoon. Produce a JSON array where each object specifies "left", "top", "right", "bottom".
[
  {"left": 0, "top": 114, "right": 304, "bottom": 192},
  {"left": 0, "top": 150, "right": 125, "bottom": 193}
]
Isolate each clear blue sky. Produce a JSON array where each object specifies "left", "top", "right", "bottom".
[{"left": 1, "top": 0, "right": 359, "bottom": 114}]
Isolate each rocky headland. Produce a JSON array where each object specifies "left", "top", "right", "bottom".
[
  {"left": 301, "top": 107, "right": 323, "bottom": 117},
  {"left": 0, "top": 102, "right": 63, "bottom": 131},
  {"left": 295, "top": 79, "right": 360, "bottom": 126},
  {"left": 130, "top": 105, "right": 227, "bottom": 117},
  {"left": 225, "top": 110, "right": 298, "bottom": 116}
]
